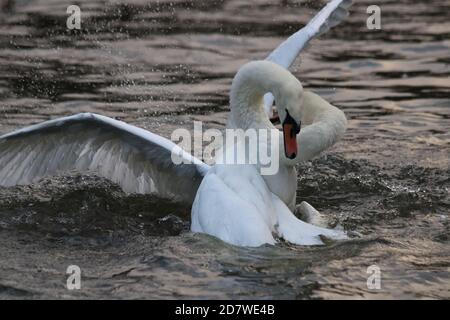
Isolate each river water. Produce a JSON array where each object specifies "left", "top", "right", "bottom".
[{"left": 0, "top": 0, "right": 449, "bottom": 299}]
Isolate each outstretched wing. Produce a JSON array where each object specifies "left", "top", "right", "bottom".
[
  {"left": 264, "top": 0, "right": 353, "bottom": 113},
  {"left": 0, "top": 113, "right": 210, "bottom": 204}
]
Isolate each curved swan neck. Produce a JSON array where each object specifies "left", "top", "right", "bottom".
[
  {"left": 293, "top": 91, "right": 348, "bottom": 163},
  {"left": 229, "top": 61, "right": 302, "bottom": 130},
  {"left": 228, "top": 61, "right": 347, "bottom": 166}
]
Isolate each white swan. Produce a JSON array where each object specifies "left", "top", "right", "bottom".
[
  {"left": 0, "top": 0, "right": 352, "bottom": 246},
  {"left": 191, "top": 60, "right": 348, "bottom": 246}
]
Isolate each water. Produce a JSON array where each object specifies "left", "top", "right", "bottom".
[{"left": 0, "top": 0, "right": 449, "bottom": 299}]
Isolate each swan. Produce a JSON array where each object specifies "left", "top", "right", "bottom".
[
  {"left": 191, "top": 60, "right": 348, "bottom": 246},
  {"left": 0, "top": 0, "right": 352, "bottom": 246}
]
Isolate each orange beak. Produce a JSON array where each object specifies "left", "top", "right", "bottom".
[{"left": 282, "top": 110, "right": 301, "bottom": 159}]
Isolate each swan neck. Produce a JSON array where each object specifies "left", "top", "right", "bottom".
[{"left": 229, "top": 61, "right": 300, "bottom": 130}]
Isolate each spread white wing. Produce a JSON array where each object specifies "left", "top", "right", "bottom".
[
  {"left": 0, "top": 113, "right": 210, "bottom": 204},
  {"left": 264, "top": 0, "right": 353, "bottom": 114}
]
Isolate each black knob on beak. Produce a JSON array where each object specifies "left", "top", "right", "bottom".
[{"left": 282, "top": 110, "right": 301, "bottom": 136}]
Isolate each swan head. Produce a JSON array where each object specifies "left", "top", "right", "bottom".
[
  {"left": 275, "top": 81, "right": 304, "bottom": 160},
  {"left": 228, "top": 60, "right": 304, "bottom": 160}
]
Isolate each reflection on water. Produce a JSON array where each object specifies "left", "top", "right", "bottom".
[{"left": 0, "top": 0, "right": 449, "bottom": 299}]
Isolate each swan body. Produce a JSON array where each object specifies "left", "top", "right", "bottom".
[
  {"left": 0, "top": 0, "right": 353, "bottom": 247},
  {"left": 191, "top": 163, "right": 346, "bottom": 246}
]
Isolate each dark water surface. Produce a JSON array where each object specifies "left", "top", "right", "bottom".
[{"left": 0, "top": 0, "right": 449, "bottom": 299}]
